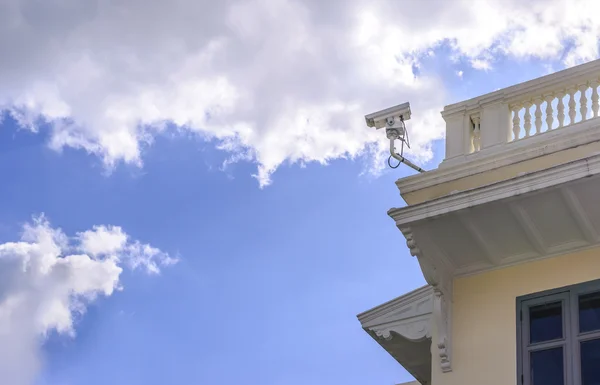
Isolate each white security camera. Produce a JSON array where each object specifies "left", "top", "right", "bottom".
[
  {"left": 363, "top": 101, "right": 425, "bottom": 173},
  {"left": 364, "top": 102, "right": 411, "bottom": 129}
]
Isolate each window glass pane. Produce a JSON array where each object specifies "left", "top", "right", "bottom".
[
  {"left": 530, "top": 301, "right": 563, "bottom": 343},
  {"left": 580, "top": 291, "right": 600, "bottom": 333},
  {"left": 531, "top": 347, "right": 564, "bottom": 385},
  {"left": 581, "top": 339, "right": 600, "bottom": 385}
]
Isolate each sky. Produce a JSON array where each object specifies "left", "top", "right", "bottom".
[{"left": 1, "top": 0, "right": 600, "bottom": 384}]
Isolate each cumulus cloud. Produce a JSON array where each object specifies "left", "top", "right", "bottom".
[
  {"left": 0, "top": 215, "right": 176, "bottom": 385},
  {"left": 1, "top": 0, "right": 600, "bottom": 186},
  {"left": 77, "top": 225, "right": 176, "bottom": 274}
]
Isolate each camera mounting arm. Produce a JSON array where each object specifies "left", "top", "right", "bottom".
[{"left": 386, "top": 118, "right": 424, "bottom": 173}]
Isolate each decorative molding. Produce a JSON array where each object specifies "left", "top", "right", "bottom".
[
  {"left": 395, "top": 119, "right": 600, "bottom": 196},
  {"left": 400, "top": 227, "right": 453, "bottom": 373},
  {"left": 389, "top": 154, "right": 600, "bottom": 226},
  {"left": 371, "top": 316, "right": 431, "bottom": 342},
  {"left": 357, "top": 285, "right": 433, "bottom": 324},
  {"left": 358, "top": 285, "right": 434, "bottom": 385},
  {"left": 433, "top": 288, "right": 452, "bottom": 373},
  {"left": 388, "top": 157, "right": 600, "bottom": 280},
  {"left": 359, "top": 286, "right": 433, "bottom": 343},
  {"left": 389, "top": 161, "right": 600, "bottom": 280}
]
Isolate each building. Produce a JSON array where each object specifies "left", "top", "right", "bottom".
[{"left": 358, "top": 59, "right": 600, "bottom": 385}]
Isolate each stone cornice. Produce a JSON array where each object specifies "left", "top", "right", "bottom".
[
  {"left": 357, "top": 285, "right": 432, "bottom": 324},
  {"left": 389, "top": 154, "right": 600, "bottom": 226},
  {"left": 395, "top": 118, "right": 600, "bottom": 196}
]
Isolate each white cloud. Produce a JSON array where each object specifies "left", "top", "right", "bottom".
[
  {"left": 0, "top": 215, "right": 176, "bottom": 385},
  {"left": 456, "top": 70, "right": 464, "bottom": 79},
  {"left": 1, "top": 0, "right": 600, "bottom": 186},
  {"left": 470, "top": 59, "right": 493, "bottom": 71},
  {"left": 77, "top": 225, "right": 128, "bottom": 257},
  {"left": 76, "top": 225, "right": 177, "bottom": 273}
]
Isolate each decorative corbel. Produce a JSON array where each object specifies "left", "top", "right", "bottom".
[{"left": 400, "top": 226, "right": 453, "bottom": 373}]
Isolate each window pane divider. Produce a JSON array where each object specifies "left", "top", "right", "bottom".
[
  {"left": 577, "top": 330, "right": 600, "bottom": 341},
  {"left": 527, "top": 339, "right": 567, "bottom": 351}
]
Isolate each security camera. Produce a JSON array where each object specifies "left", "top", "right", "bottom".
[
  {"left": 363, "top": 101, "right": 424, "bottom": 173},
  {"left": 364, "top": 102, "right": 411, "bottom": 129}
]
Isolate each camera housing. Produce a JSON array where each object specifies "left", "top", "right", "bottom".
[{"left": 364, "top": 102, "right": 412, "bottom": 129}]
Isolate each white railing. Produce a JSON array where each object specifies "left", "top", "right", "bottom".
[
  {"left": 441, "top": 59, "right": 600, "bottom": 166},
  {"left": 509, "top": 81, "right": 600, "bottom": 141}
]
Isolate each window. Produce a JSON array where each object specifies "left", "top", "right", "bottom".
[{"left": 518, "top": 280, "right": 600, "bottom": 385}]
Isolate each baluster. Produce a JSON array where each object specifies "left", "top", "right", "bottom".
[
  {"left": 511, "top": 104, "right": 521, "bottom": 141},
  {"left": 545, "top": 94, "right": 554, "bottom": 130},
  {"left": 534, "top": 97, "right": 543, "bottom": 134},
  {"left": 524, "top": 102, "right": 532, "bottom": 137},
  {"left": 580, "top": 83, "right": 589, "bottom": 121},
  {"left": 568, "top": 88, "right": 577, "bottom": 125},
  {"left": 469, "top": 123, "right": 475, "bottom": 152},
  {"left": 592, "top": 80, "right": 599, "bottom": 118},
  {"left": 557, "top": 91, "right": 566, "bottom": 128},
  {"left": 472, "top": 115, "right": 481, "bottom": 152}
]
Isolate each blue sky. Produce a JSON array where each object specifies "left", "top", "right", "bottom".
[
  {"left": 1, "top": 1, "right": 598, "bottom": 384},
  {"left": 1, "top": 112, "right": 430, "bottom": 385},
  {"left": 0, "top": 53, "right": 566, "bottom": 385}
]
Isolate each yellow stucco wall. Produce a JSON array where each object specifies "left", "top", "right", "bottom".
[{"left": 432, "top": 247, "right": 600, "bottom": 385}]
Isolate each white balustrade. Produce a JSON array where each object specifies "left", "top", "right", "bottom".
[
  {"left": 442, "top": 60, "right": 600, "bottom": 165},
  {"left": 508, "top": 82, "right": 600, "bottom": 141}
]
